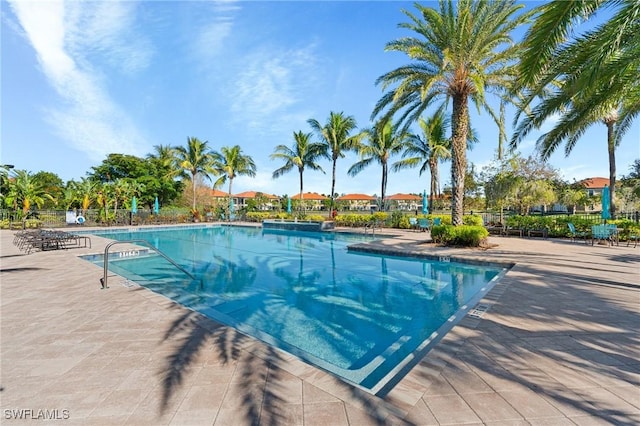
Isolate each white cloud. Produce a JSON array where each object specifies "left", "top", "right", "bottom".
[
  {"left": 191, "top": 1, "right": 240, "bottom": 65},
  {"left": 7, "top": 0, "right": 149, "bottom": 161},
  {"left": 231, "top": 45, "right": 320, "bottom": 133}
]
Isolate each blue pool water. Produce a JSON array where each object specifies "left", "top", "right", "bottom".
[{"left": 85, "top": 225, "right": 505, "bottom": 394}]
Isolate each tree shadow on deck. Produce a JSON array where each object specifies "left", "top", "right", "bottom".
[{"left": 409, "top": 250, "right": 639, "bottom": 425}]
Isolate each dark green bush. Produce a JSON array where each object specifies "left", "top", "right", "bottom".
[{"left": 431, "top": 225, "right": 489, "bottom": 247}]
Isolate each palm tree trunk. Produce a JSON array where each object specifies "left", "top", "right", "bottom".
[
  {"left": 298, "top": 168, "right": 304, "bottom": 212},
  {"left": 607, "top": 121, "right": 616, "bottom": 218},
  {"left": 191, "top": 171, "right": 197, "bottom": 211},
  {"left": 429, "top": 158, "right": 438, "bottom": 212},
  {"left": 330, "top": 157, "right": 337, "bottom": 212},
  {"left": 450, "top": 94, "right": 469, "bottom": 226},
  {"left": 228, "top": 179, "right": 233, "bottom": 220},
  {"left": 380, "top": 162, "right": 387, "bottom": 211}
]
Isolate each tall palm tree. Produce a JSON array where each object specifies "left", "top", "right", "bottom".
[
  {"left": 211, "top": 145, "right": 257, "bottom": 214},
  {"left": 348, "top": 120, "right": 407, "bottom": 211},
  {"left": 175, "top": 137, "right": 215, "bottom": 211},
  {"left": 393, "top": 109, "right": 451, "bottom": 212},
  {"left": 270, "top": 131, "right": 325, "bottom": 209},
  {"left": 308, "top": 112, "right": 363, "bottom": 212},
  {"left": 513, "top": 1, "right": 639, "bottom": 218},
  {"left": 373, "top": 0, "right": 530, "bottom": 225}
]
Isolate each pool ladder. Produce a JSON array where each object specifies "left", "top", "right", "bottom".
[{"left": 100, "top": 240, "right": 197, "bottom": 289}]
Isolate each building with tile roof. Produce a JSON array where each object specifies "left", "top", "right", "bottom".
[{"left": 336, "top": 193, "right": 377, "bottom": 211}]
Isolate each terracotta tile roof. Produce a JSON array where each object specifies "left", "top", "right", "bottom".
[
  {"left": 337, "top": 193, "right": 376, "bottom": 201},
  {"left": 234, "top": 191, "right": 279, "bottom": 199},
  {"left": 385, "top": 193, "right": 422, "bottom": 201},
  {"left": 290, "top": 192, "right": 328, "bottom": 200},
  {"left": 211, "top": 189, "right": 231, "bottom": 197},
  {"left": 579, "top": 177, "right": 610, "bottom": 189}
]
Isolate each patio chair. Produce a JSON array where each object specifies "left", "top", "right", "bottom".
[
  {"left": 567, "top": 223, "right": 589, "bottom": 243},
  {"left": 409, "top": 217, "right": 418, "bottom": 231},
  {"left": 628, "top": 234, "right": 639, "bottom": 248},
  {"left": 591, "top": 224, "right": 612, "bottom": 246},
  {"left": 606, "top": 224, "right": 620, "bottom": 246},
  {"left": 417, "top": 218, "right": 431, "bottom": 232},
  {"left": 433, "top": 217, "right": 442, "bottom": 226}
]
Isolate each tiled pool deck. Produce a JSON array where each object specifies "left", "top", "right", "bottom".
[{"left": 1, "top": 225, "right": 638, "bottom": 425}]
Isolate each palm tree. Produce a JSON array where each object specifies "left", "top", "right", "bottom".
[
  {"left": 175, "top": 137, "right": 215, "bottom": 212},
  {"left": 393, "top": 109, "right": 451, "bottom": 212},
  {"left": 512, "top": 1, "right": 639, "bottom": 218},
  {"left": 348, "top": 120, "right": 408, "bottom": 211},
  {"left": 147, "top": 144, "right": 179, "bottom": 179},
  {"left": 75, "top": 177, "right": 97, "bottom": 215},
  {"left": 270, "top": 131, "right": 325, "bottom": 210},
  {"left": 308, "top": 112, "right": 363, "bottom": 212},
  {"left": 5, "top": 170, "right": 54, "bottom": 215},
  {"left": 211, "top": 145, "right": 257, "bottom": 215},
  {"left": 373, "top": 0, "right": 530, "bottom": 225}
]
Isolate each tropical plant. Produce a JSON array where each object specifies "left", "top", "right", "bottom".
[
  {"left": 481, "top": 153, "right": 560, "bottom": 218},
  {"left": 175, "top": 137, "right": 216, "bottom": 211},
  {"left": 393, "top": 108, "right": 451, "bottom": 212},
  {"left": 558, "top": 186, "right": 589, "bottom": 214},
  {"left": 212, "top": 145, "right": 257, "bottom": 215},
  {"left": 373, "top": 0, "right": 530, "bottom": 225},
  {"left": 514, "top": 0, "right": 640, "bottom": 219},
  {"left": 270, "top": 131, "right": 325, "bottom": 210},
  {"left": 348, "top": 120, "right": 408, "bottom": 211},
  {"left": 147, "top": 144, "right": 179, "bottom": 178},
  {"left": 75, "top": 177, "right": 97, "bottom": 215},
  {"left": 4, "top": 170, "right": 55, "bottom": 215},
  {"left": 308, "top": 111, "right": 363, "bottom": 212},
  {"left": 0, "top": 165, "right": 14, "bottom": 208},
  {"left": 32, "top": 171, "right": 63, "bottom": 209}
]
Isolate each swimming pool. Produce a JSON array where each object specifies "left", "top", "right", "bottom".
[{"left": 85, "top": 225, "right": 506, "bottom": 394}]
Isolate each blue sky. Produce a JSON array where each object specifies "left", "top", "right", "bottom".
[{"left": 2, "top": 1, "right": 638, "bottom": 198}]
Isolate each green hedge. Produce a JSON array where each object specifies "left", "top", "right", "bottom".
[
  {"left": 501, "top": 214, "right": 640, "bottom": 240},
  {"left": 431, "top": 225, "right": 489, "bottom": 247}
]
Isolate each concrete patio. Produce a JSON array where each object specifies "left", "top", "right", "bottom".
[{"left": 1, "top": 225, "right": 638, "bottom": 425}]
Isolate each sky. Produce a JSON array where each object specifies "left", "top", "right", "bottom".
[{"left": 2, "top": 0, "right": 638, "bottom": 198}]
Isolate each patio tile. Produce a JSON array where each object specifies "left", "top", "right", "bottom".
[
  {"left": 2, "top": 229, "right": 639, "bottom": 425},
  {"left": 303, "top": 402, "right": 348, "bottom": 426},
  {"left": 497, "top": 388, "right": 564, "bottom": 418},
  {"left": 462, "top": 392, "right": 523, "bottom": 422},
  {"left": 402, "top": 397, "right": 438, "bottom": 425},
  {"left": 423, "top": 394, "right": 482, "bottom": 425}
]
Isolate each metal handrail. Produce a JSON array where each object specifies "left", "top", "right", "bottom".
[{"left": 100, "top": 239, "right": 197, "bottom": 289}]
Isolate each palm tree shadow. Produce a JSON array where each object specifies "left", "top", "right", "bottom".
[{"left": 155, "top": 249, "right": 414, "bottom": 424}]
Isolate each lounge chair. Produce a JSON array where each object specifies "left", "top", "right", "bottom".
[{"left": 567, "top": 223, "right": 589, "bottom": 243}]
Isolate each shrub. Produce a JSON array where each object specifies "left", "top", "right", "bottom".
[
  {"left": 431, "top": 225, "right": 489, "bottom": 247},
  {"left": 24, "top": 219, "right": 42, "bottom": 229},
  {"left": 429, "top": 215, "right": 452, "bottom": 225},
  {"left": 462, "top": 215, "right": 483, "bottom": 226},
  {"left": 390, "top": 211, "right": 411, "bottom": 229},
  {"left": 335, "top": 214, "right": 373, "bottom": 227},
  {"left": 246, "top": 212, "right": 271, "bottom": 222}
]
